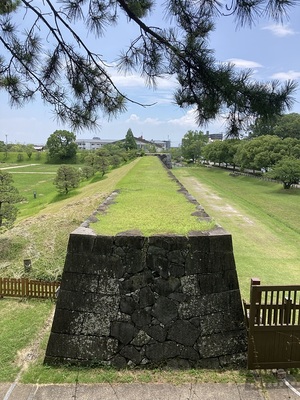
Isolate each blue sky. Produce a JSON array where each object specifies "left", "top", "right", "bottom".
[{"left": 1, "top": 2, "right": 300, "bottom": 147}]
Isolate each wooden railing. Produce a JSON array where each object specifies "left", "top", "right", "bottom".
[
  {"left": 244, "top": 278, "right": 300, "bottom": 369},
  {"left": 0, "top": 278, "right": 60, "bottom": 299}
]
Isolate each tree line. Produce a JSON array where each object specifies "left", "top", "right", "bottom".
[{"left": 178, "top": 113, "right": 300, "bottom": 189}]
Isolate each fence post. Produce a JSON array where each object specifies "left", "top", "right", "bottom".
[
  {"left": 250, "top": 278, "right": 261, "bottom": 324},
  {"left": 284, "top": 297, "right": 292, "bottom": 325},
  {"left": 21, "top": 278, "right": 28, "bottom": 297}
]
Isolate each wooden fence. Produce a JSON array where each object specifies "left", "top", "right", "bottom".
[
  {"left": 244, "top": 278, "right": 300, "bottom": 369},
  {"left": 0, "top": 277, "right": 60, "bottom": 299}
]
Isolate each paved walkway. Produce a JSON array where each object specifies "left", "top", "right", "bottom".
[{"left": 1, "top": 381, "right": 300, "bottom": 400}]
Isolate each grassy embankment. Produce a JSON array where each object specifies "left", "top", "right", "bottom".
[
  {"left": 0, "top": 159, "right": 299, "bottom": 384},
  {"left": 0, "top": 159, "right": 139, "bottom": 279},
  {"left": 91, "top": 156, "right": 214, "bottom": 235},
  {"left": 173, "top": 166, "right": 300, "bottom": 299}
]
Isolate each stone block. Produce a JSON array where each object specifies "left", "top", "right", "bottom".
[
  {"left": 151, "top": 296, "right": 178, "bottom": 324},
  {"left": 167, "top": 320, "right": 200, "bottom": 346},
  {"left": 67, "top": 233, "right": 96, "bottom": 253},
  {"left": 152, "top": 277, "right": 181, "bottom": 296},
  {"left": 145, "top": 341, "right": 181, "bottom": 362},
  {"left": 198, "top": 330, "right": 247, "bottom": 358},
  {"left": 92, "top": 235, "right": 114, "bottom": 254},
  {"left": 131, "top": 309, "right": 152, "bottom": 327},
  {"left": 110, "top": 321, "right": 137, "bottom": 345},
  {"left": 148, "top": 235, "right": 188, "bottom": 252},
  {"left": 139, "top": 286, "right": 155, "bottom": 308},
  {"left": 120, "top": 271, "right": 154, "bottom": 293},
  {"left": 120, "top": 345, "right": 143, "bottom": 365},
  {"left": 144, "top": 325, "right": 167, "bottom": 342},
  {"left": 120, "top": 296, "right": 138, "bottom": 314}
]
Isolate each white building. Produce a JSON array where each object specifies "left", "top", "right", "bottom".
[{"left": 76, "top": 137, "right": 114, "bottom": 150}]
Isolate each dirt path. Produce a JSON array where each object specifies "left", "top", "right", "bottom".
[
  {"left": 0, "top": 164, "right": 38, "bottom": 170},
  {"left": 179, "top": 176, "right": 255, "bottom": 226}
]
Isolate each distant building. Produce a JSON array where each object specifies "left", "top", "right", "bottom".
[
  {"left": 207, "top": 133, "right": 223, "bottom": 141},
  {"left": 134, "top": 136, "right": 165, "bottom": 152},
  {"left": 76, "top": 136, "right": 170, "bottom": 152},
  {"left": 33, "top": 145, "right": 45, "bottom": 151},
  {"left": 76, "top": 137, "right": 114, "bottom": 150},
  {"left": 150, "top": 139, "right": 171, "bottom": 150}
]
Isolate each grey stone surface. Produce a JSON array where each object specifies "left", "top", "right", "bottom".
[{"left": 2, "top": 382, "right": 300, "bottom": 400}]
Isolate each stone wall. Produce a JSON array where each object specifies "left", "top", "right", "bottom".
[{"left": 45, "top": 229, "right": 247, "bottom": 368}]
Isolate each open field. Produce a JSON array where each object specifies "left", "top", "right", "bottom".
[
  {"left": 1, "top": 159, "right": 300, "bottom": 385},
  {"left": 0, "top": 160, "right": 139, "bottom": 280},
  {"left": 172, "top": 166, "right": 300, "bottom": 299}
]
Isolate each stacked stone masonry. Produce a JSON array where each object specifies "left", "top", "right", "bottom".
[{"left": 45, "top": 229, "right": 247, "bottom": 368}]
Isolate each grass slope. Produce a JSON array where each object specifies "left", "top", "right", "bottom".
[
  {"left": 172, "top": 166, "right": 300, "bottom": 299},
  {"left": 91, "top": 156, "right": 214, "bottom": 235},
  {"left": 0, "top": 160, "right": 139, "bottom": 280}
]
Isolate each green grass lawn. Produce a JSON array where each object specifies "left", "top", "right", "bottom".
[
  {"left": 0, "top": 160, "right": 139, "bottom": 280},
  {"left": 173, "top": 166, "right": 300, "bottom": 299},
  {"left": 0, "top": 299, "right": 53, "bottom": 382},
  {"left": 91, "top": 156, "right": 214, "bottom": 235},
  {"left": 4, "top": 163, "right": 81, "bottom": 220}
]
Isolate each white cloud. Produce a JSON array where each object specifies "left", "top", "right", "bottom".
[
  {"left": 126, "top": 114, "right": 140, "bottom": 122},
  {"left": 271, "top": 70, "right": 300, "bottom": 80},
  {"left": 111, "top": 71, "right": 177, "bottom": 90},
  {"left": 168, "top": 109, "right": 199, "bottom": 128},
  {"left": 226, "top": 59, "right": 263, "bottom": 69},
  {"left": 125, "top": 114, "right": 161, "bottom": 125},
  {"left": 262, "top": 24, "right": 297, "bottom": 37}
]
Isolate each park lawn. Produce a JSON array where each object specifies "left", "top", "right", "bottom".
[
  {"left": 172, "top": 166, "right": 300, "bottom": 299},
  {"left": 0, "top": 160, "right": 140, "bottom": 280},
  {"left": 7, "top": 163, "right": 100, "bottom": 220},
  {"left": 0, "top": 298, "right": 53, "bottom": 382},
  {"left": 91, "top": 156, "right": 214, "bottom": 236}
]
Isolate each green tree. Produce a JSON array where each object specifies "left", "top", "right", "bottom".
[
  {"left": 267, "top": 158, "right": 300, "bottom": 189},
  {"left": 234, "top": 135, "right": 300, "bottom": 172},
  {"left": 46, "top": 130, "right": 77, "bottom": 162},
  {"left": 202, "top": 140, "right": 228, "bottom": 166},
  {"left": 84, "top": 153, "right": 100, "bottom": 174},
  {"left": 273, "top": 113, "right": 300, "bottom": 140},
  {"left": 0, "top": 1, "right": 296, "bottom": 135},
  {"left": 84, "top": 151, "right": 110, "bottom": 176},
  {"left": 98, "top": 157, "right": 109, "bottom": 177},
  {"left": 25, "top": 144, "right": 35, "bottom": 159},
  {"left": 54, "top": 165, "right": 80, "bottom": 194},
  {"left": 248, "top": 116, "right": 279, "bottom": 138},
  {"left": 0, "top": 0, "right": 20, "bottom": 14},
  {"left": 169, "top": 147, "right": 182, "bottom": 164},
  {"left": 250, "top": 113, "right": 300, "bottom": 139},
  {"left": 234, "top": 136, "right": 281, "bottom": 172},
  {"left": 181, "top": 130, "right": 208, "bottom": 163},
  {"left": 80, "top": 166, "right": 94, "bottom": 180},
  {"left": 0, "top": 170, "right": 22, "bottom": 231},
  {"left": 124, "top": 129, "right": 137, "bottom": 150}
]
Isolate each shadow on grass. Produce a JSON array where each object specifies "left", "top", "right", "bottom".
[
  {"left": 276, "top": 187, "right": 300, "bottom": 196},
  {"left": 49, "top": 190, "right": 81, "bottom": 204},
  {"left": 90, "top": 174, "right": 107, "bottom": 183},
  {"left": 49, "top": 175, "right": 107, "bottom": 204},
  {"left": 0, "top": 236, "right": 27, "bottom": 260}
]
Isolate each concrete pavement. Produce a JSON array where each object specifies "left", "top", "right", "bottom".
[{"left": 1, "top": 381, "right": 300, "bottom": 400}]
